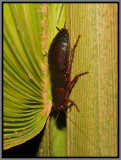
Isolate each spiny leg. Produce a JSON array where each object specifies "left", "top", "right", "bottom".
[
  {"left": 65, "top": 97, "right": 80, "bottom": 112},
  {"left": 67, "top": 72, "right": 89, "bottom": 90},
  {"left": 67, "top": 34, "right": 81, "bottom": 74},
  {"left": 64, "top": 60, "right": 71, "bottom": 84},
  {"left": 64, "top": 72, "right": 89, "bottom": 108}
]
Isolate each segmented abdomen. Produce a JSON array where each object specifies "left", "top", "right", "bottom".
[{"left": 48, "top": 28, "right": 70, "bottom": 88}]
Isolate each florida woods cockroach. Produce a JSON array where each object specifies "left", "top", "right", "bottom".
[{"left": 48, "top": 25, "right": 89, "bottom": 113}]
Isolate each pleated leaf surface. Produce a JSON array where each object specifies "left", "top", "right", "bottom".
[{"left": 3, "top": 3, "right": 65, "bottom": 150}]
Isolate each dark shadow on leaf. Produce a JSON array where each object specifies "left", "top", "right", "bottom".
[
  {"left": 50, "top": 107, "right": 66, "bottom": 130},
  {"left": 2, "top": 126, "right": 46, "bottom": 158}
]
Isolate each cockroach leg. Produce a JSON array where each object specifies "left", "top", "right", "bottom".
[
  {"left": 66, "top": 72, "right": 89, "bottom": 90},
  {"left": 64, "top": 60, "right": 69, "bottom": 73},
  {"left": 70, "top": 72, "right": 89, "bottom": 88},
  {"left": 67, "top": 34, "right": 81, "bottom": 74},
  {"left": 66, "top": 103, "right": 73, "bottom": 112},
  {"left": 65, "top": 98, "right": 80, "bottom": 112}
]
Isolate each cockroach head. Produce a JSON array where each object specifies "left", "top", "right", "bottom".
[{"left": 60, "top": 28, "right": 69, "bottom": 37}]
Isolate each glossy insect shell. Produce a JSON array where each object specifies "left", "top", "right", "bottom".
[{"left": 48, "top": 28, "right": 70, "bottom": 108}]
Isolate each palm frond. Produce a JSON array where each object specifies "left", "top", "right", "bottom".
[{"left": 3, "top": 3, "right": 65, "bottom": 150}]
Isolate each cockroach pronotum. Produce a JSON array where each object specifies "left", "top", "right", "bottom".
[{"left": 48, "top": 25, "right": 89, "bottom": 114}]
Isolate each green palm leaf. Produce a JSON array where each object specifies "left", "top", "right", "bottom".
[
  {"left": 3, "top": 3, "right": 117, "bottom": 157},
  {"left": 3, "top": 3, "right": 65, "bottom": 150}
]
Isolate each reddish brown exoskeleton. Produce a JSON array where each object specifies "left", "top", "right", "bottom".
[{"left": 48, "top": 25, "right": 89, "bottom": 113}]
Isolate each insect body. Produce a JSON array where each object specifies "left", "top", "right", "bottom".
[{"left": 48, "top": 26, "right": 88, "bottom": 112}]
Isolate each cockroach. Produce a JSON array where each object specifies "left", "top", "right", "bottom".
[
  {"left": 47, "top": 26, "right": 96, "bottom": 155},
  {"left": 48, "top": 25, "right": 89, "bottom": 113}
]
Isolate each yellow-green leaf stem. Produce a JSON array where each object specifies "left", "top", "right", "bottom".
[{"left": 67, "top": 3, "right": 118, "bottom": 157}]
